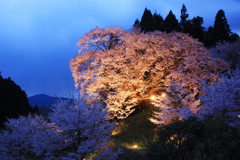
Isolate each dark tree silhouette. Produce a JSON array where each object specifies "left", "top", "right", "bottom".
[
  {"left": 133, "top": 18, "right": 140, "bottom": 28},
  {"left": 190, "top": 16, "right": 205, "bottom": 42},
  {"left": 204, "top": 26, "right": 215, "bottom": 47},
  {"left": 134, "top": 6, "right": 239, "bottom": 48},
  {"left": 163, "top": 10, "right": 180, "bottom": 33},
  {"left": 147, "top": 116, "right": 240, "bottom": 160},
  {"left": 179, "top": 4, "right": 189, "bottom": 33},
  {"left": 0, "top": 75, "right": 32, "bottom": 128},
  {"left": 31, "top": 104, "right": 41, "bottom": 115},
  {"left": 152, "top": 12, "right": 164, "bottom": 31},
  {"left": 140, "top": 8, "right": 154, "bottom": 33},
  {"left": 229, "top": 32, "right": 239, "bottom": 42},
  {"left": 180, "top": 4, "right": 188, "bottom": 22},
  {"left": 213, "top": 9, "right": 231, "bottom": 43}
]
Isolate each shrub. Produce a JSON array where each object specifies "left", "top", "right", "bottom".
[{"left": 147, "top": 116, "right": 240, "bottom": 160}]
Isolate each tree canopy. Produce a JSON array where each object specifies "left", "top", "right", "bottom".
[
  {"left": 140, "top": 8, "right": 154, "bottom": 33},
  {"left": 147, "top": 116, "right": 240, "bottom": 160},
  {"left": 163, "top": 10, "right": 180, "bottom": 33},
  {"left": 180, "top": 4, "right": 188, "bottom": 23},
  {"left": 135, "top": 6, "right": 239, "bottom": 48},
  {"left": 70, "top": 27, "right": 227, "bottom": 120},
  {"left": 0, "top": 75, "right": 32, "bottom": 128},
  {"left": 213, "top": 9, "right": 231, "bottom": 43}
]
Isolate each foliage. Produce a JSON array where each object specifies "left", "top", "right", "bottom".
[
  {"left": 151, "top": 67, "right": 240, "bottom": 125},
  {"left": 210, "top": 38, "right": 240, "bottom": 69},
  {"left": 140, "top": 8, "right": 154, "bottom": 33},
  {"left": 0, "top": 114, "right": 64, "bottom": 160},
  {"left": 111, "top": 105, "right": 157, "bottom": 148},
  {"left": 180, "top": 4, "right": 188, "bottom": 24},
  {"left": 135, "top": 6, "right": 239, "bottom": 48},
  {"left": 163, "top": 10, "right": 180, "bottom": 33},
  {"left": 137, "top": 8, "right": 164, "bottom": 33},
  {"left": 133, "top": 18, "right": 140, "bottom": 28},
  {"left": 49, "top": 97, "right": 121, "bottom": 160},
  {"left": 179, "top": 4, "right": 191, "bottom": 34},
  {"left": 146, "top": 116, "right": 240, "bottom": 160},
  {"left": 112, "top": 105, "right": 157, "bottom": 160},
  {"left": 213, "top": 9, "right": 232, "bottom": 43},
  {"left": 0, "top": 97, "right": 120, "bottom": 160},
  {"left": 150, "top": 82, "right": 202, "bottom": 125},
  {"left": 199, "top": 69, "right": 240, "bottom": 126},
  {"left": 70, "top": 26, "right": 227, "bottom": 120},
  {"left": 189, "top": 16, "right": 205, "bottom": 42},
  {"left": 152, "top": 12, "right": 164, "bottom": 31},
  {"left": 117, "top": 147, "right": 147, "bottom": 160},
  {"left": 0, "top": 75, "right": 33, "bottom": 128},
  {"left": 204, "top": 26, "right": 215, "bottom": 48},
  {"left": 179, "top": 5, "right": 205, "bottom": 43},
  {"left": 205, "top": 9, "right": 238, "bottom": 47},
  {"left": 32, "top": 104, "right": 41, "bottom": 115}
]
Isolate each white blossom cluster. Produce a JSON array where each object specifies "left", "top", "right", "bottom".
[
  {"left": 0, "top": 97, "right": 120, "bottom": 160},
  {"left": 70, "top": 26, "right": 227, "bottom": 119},
  {"left": 199, "top": 69, "right": 240, "bottom": 126}
]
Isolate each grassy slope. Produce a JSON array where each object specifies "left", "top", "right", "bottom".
[{"left": 111, "top": 105, "right": 158, "bottom": 159}]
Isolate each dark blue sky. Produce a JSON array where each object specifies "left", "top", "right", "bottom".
[{"left": 1, "top": 0, "right": 240, "bottom": 97}]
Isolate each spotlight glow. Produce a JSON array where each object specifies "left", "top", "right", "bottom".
[
  {"left": 133, "top": 145, "right": 138, "bottom": 149},
  {"left": 161, "top": 93, "right": 166, "bottom": 97},
  {"left": 150, "top": 96, "right": 156, "bottom": 100}
]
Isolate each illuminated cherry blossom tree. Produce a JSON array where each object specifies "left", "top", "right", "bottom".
[
  {"left": 0, "top": 115, "right": 64, "bottom": 160},
  {"left": 0, "top": 98, "right": 120, "bottom": 160},
  {"left": 49, "top": 97, "right": 120, "bottom": 160},
  {"left": 70, "top": 26, "right": 227, "bottom": 119},
  {"left": 199, "top": 69, "right": 240, "bottom": 126},
  {"left": 150, "top": 82, "right": 202, "bottom": 125},
  {"left": 210, "top": 38, "right": 240, "bottom": 69}
]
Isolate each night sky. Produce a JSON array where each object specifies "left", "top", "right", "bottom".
[{"left": 1, "top": 0, "right": 240, "bottom": 97}]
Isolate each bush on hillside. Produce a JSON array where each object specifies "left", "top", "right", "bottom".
[{"left": 147, "top": 116, "right": 240, "bottom": 160}]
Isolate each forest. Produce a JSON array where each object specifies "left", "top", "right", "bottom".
[{"left": 0, "top": 5, "right": 240, "bottom": 160}]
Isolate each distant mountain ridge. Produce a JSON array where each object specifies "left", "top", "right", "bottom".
[
  {"left": 28, "top": 94, "right": 72, "bottom": 115},
  {"left": 28, "top": 94, "right": 56, "bottom": 109}
]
